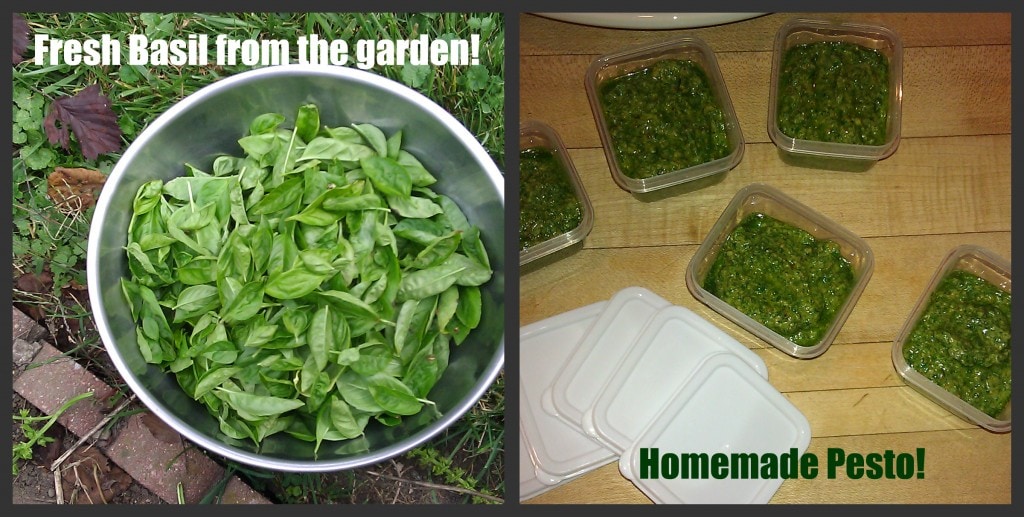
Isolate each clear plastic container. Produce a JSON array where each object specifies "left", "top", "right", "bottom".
[
  {"left": 519, "top": 120, "right": 594, "bottom": 267},
  {"left": 686, "top": 183, "right": 874, "bottom": 359},
  {"left": 585, "top": 37, "right": 744, "bottom": 196},
  {"left": 892, "top": 245, "right": 1011, "bottom": 433},
  {"left": 768, "top": 18, "right": 903, "bottom": 170}
]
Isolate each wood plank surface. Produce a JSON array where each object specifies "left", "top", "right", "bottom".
[{"left": 517, "top": 11, "right": 1011, "bottom": 505}]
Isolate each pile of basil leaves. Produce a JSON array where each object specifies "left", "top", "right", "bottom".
[{"left": 121, "top": 104, "right": 493, "bottom": 455}]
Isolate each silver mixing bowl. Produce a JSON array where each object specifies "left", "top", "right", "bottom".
[{"left": 87, "top": 64, "right": 505, "bottom": 472}]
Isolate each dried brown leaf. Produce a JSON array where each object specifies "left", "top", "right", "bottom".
[
  {"left": 44, "top": 84, "right": 123, "bottom": 160},
  {"left": 16, "top": 271, "right": 53, "bottom": 294},
  {"left": 38, "top": 426, "right": 66, "bottom": 469},
  {"left": 13, "top": 13, "right": 30, "bottom": 64},
  {"left": 46, "top": 167, "right": 107, "bottom": 211},
  {"left": 140, "top": 412, "right": 181, "bottom": 445},
  {"left": 60, "top": 448, "right": 131, "bottom": 504}
]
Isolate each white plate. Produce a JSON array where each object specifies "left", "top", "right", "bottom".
[
  {"left": 548, "top": 287, "right": 671, "bottom": 436},
  {"left": 520, "top": 302, "right": 618, "bottom": 483},
  {"left": 619, "top": 353, "right": 811, "bottom": 504},
  {"left": 590, "top": 305, "right": 768, "bottom": 453},
  {"left": 535, "top": 12, "right": 766, "bottom": 30}
]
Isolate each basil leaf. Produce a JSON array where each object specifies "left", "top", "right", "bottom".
[
  {"left": 249, "top": 112, "right": 286, "bottom": 135},
  {"left": 173, "top": 285, "right": 220, "bottom": 323},
  {"left": 306, "top": 305, "right": 334, "bottom": 372},
  {"left": 367, "top": 374, "right": 423, "bottom": 416},
  {"left": 194, "top": 366, "right": 241, "bottom": 399},
  {"left": 329, "top": 398, "right": 366, "bottom": 439},
  {"left": 221, "top": 280, "right": 265, "bottom": 324},
  {"left": 318, "top": 290, "right": 380, "bottom": 322},
  {"left": 396, "top": 261, "right": 464, "bottom": 302},
  {"left": 320, "top": 194, "right": 382, "bottom": 212},
  {"left": 295, "top": 103, "right": 320, "bottom": 143},
  {"left": 393, "top": 219, "right": 448, "bottom": 247},
  {"left": 455, "top": 285, "right": 483, "bottom": 331},
  {"left": 132, "top": 180, "right": 163, "bottom": 214},
  {"left": 360, "top": 156, "right": 412, "bottom": 198},
  {"left": 298, "top": 136, "right": 375, "bottom": 162},
  {"left": 215, "top": 389, "right": 305, "bottom": 417},
  {"left": 337, "top": 370, "right": 384, "bottom": 413},
  {"left": 352, "top": 123, "right": 388, "bottom": 157},
  {"left": 385, "top": 194, "right": 443, "bottom": 219},
  {"left": 396, "top": 150, "right": 437, "bottom": 187},
  {"left": 436, "top": 285, "right": 460, "bottom": 333},
  {"left": 249, "top": 176, "right": 303, "bottom": 216},
  {"left": 385, "top": 130, "right": 402, "bottom": 160},
  {"left": 265, "top": 266, "right": 327, "bottom": 300}
]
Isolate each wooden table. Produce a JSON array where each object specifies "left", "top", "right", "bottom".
[{"left": 518, "top": 12, "right": 1010, "bottom": 504}]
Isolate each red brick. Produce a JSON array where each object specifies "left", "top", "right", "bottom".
[
  {"left": 12, "top": 307, "right": 47, "bottom": 342},
  {"left": 220, "top": 476, "right": 274, "bottom": 504},
  {"left": 104, "top": 413, "right": 224, "bottom": 503},
  {"left": 12, "top": 342, "right": 117, "bottom": 437}
]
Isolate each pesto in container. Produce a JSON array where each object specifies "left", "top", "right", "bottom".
[
  {"left": 599, "top": 59, "right": 731, "bottom": 180},
  {"left": 519, "top": 147, "right": 583, "bottom": 250},
  {"left": 776, "top": 41, "right": 890, "bottom": 146},
  {"left": 903, "top": 270, "right": 1011, "bottom": 418},
  {"left": 703, "top": 212, "right": 856, "bottom": 347}
]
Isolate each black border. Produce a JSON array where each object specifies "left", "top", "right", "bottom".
[{"left": 5, "top": 0, "right": 1024, "bottom": 513}]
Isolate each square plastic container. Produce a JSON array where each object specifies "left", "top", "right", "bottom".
[
  {"left": 520, "top": 120, "right": 594, "bottom": 267},
  {"left": 892, "top": 245, "right": 1011, "bottom": 433},
  {"left": 548, "top": 286, "right": 671, "bottom": 435},
  {"left": 768, "top": 18, "right": 903, "bottom": 170},
  {"left": 686, "top": 183, "right": 874, "bottom": 359},
  {"left": 589, "top": 305, "right": 768, "bottom": 454},
  {"left": 618, "top": 353, "right": 811, "bottom": 504},
  {"left": 585, "top": 37, "right": 744, "bottom": 196},
  {"left": 520, "top": 301, "right": 618, "bottom": 485}
]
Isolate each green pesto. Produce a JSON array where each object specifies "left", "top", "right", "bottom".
[
  {"left": 703, "top": 213, "right": 856, "bottom": 347},
  {"left": 903, "top": 270, "right": 1011, "bottom": 418},
  {"left": 519, "top": 147, "right": 583, "bottom": 250},
  {"left": 776, "top": 41, "right": 890, "bottom": 145},
  {"left": 599, "top": 59, "right": 731, "bottom": 180}
]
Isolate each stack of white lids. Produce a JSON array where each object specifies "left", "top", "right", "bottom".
[{"left": 520, "top": 287, "right": 811, "bottom": 503}]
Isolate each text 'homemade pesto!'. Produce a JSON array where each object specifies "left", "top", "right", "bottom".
[
  {"left": 599, "top": 59, "right": 731, "bottom": 180},
  {"left": 776, "top": 41, "right": 890, "bottom": 146},
  {"left": 703, "top": 213, "right": 856, "bottom": 347},
  {"left": 519, "top": 147, "right": 583, "bottom": 250},
  {"left": 903, "top": 270, "right": 1011, "bottom": 418}
]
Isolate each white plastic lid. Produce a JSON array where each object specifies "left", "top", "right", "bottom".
[
  {"left": 520, "top": 302, "right": 618, "bottom": 482},
  {"left": 549, "top": 287, "right": 672, "bottom": 434},
  {"left": 619, "top": 353, "right": 811, "bottom": 504},
  {"left": 590, "top": 305, "right": 768, "bottom": 453},
  {"left": 519, "top": 425, "right": 555, "bottom": 501}
]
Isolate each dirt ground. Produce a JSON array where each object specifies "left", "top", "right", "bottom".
[{"left": 12, "top": 392, "right": 166, "bottom": 504}]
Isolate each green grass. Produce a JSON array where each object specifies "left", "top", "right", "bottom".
[{"left": 12, "top": 12, "right": 504, "bottom": 504}]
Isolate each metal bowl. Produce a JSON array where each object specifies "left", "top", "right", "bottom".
[{"left": 87, "top": 65, "right": 505, "bottom": 472}]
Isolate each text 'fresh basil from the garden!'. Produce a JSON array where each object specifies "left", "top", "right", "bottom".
[{"left": 121, "top": 103, "right": 492, "bottom": 456}]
